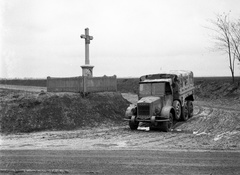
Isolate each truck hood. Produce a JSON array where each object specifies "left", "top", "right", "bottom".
[{"left": 138, "top": 96, "right": 160, "bottom": 104}]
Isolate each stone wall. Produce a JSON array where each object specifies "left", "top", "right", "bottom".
[{"left": 47, "top": 75, "right": 117, "bottom": 93}]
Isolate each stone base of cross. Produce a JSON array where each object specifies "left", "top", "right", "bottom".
[{"left": 81, "top": 65, "right": 94, "bottom": 77}]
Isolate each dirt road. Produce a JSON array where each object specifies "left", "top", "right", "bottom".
[{"left": 1, "top": 150, "right": 240, "bottom": 175}]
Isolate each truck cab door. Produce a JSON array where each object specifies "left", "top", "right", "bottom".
[{"left": 164, "top": 82, "right": 173, "bottom": 106}]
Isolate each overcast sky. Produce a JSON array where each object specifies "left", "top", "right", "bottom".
[{"left": 1, "top": 0, "right": 240, "bottom": 78}]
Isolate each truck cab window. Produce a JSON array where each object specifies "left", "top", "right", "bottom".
[{"left": 165, "top": 83, "right": 172, "bottom": 95}]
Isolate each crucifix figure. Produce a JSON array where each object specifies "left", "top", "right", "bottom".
[
  {"left": 80, "top": 28, "right": 94, "bottom": 77},
  {"left": 80, "top": 28, "right": 93, "bottom": 65}
]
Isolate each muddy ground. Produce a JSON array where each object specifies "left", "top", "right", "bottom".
[{"left": 0, "top": 79, "right": 240, "bottom": 151}]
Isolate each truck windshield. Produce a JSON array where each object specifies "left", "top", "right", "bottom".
[{"left": 139, "top": 83, "right": 165, "bottom": 96}]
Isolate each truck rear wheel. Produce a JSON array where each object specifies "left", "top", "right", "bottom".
[
  {"left": 129, "top": 116, "right": 139, "bottom": 130},
  {"left": 161, "top": 112, "right": 173, "bottom": 132},
  {"left": 181, "top": 102, "right": 189, "bottom": 121},
  {"left": 187, "top": 101, "right": 193, "bottom": 118},
  {"left": 173, "top": 100, "right": 181, "bottom": 121}
]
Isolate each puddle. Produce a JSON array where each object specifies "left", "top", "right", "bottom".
[
  {"left": 171, "top": 129, "right": 193, "bottom": 134},
  {"left": 193, "top": 106, "right": 201, "bottom": 115},
  {"left": 213, "top": 131, "right": 238, "bottom": 141},
  {"left": 194, "top": 131, "right": 209, "bottom": 136},
  {"left": 200, "top": 107, "right": 213, "bottom": 116}
]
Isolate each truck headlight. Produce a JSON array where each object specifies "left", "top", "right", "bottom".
[{"left": 154, "top": 107, "right": 161, "bottom": 116}]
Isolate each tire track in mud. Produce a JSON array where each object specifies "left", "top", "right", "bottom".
[
  {"left": 192, "top": 103, "right": 240, "bottom": 135},
  {"left": 147, "top": 102, "right": 240, "bottom": 149},
  {"left": 115, "top": 102, "right": 240, "bottom": 149}
]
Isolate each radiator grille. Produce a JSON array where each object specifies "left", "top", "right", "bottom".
[{"left": 138, "top": 104, "right": 150, "bottom": 116}]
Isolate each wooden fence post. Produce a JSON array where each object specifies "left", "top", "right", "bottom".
[
  {"left": 113, "top": 75, "right": 117, "bottom": 92},
  {"left": 47, "top": 76, "right": 50, "bottom": 92},
  {"left": 83, "top": 76, "right": 87, "bottom": 95}
]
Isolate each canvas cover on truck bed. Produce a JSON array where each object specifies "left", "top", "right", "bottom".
[{"left": 140, "top": 70, "right": 194, "bottom": 95}]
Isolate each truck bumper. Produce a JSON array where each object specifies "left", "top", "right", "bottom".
[{"left": 124, "top": 116, "right": 170, "bottom": 122}]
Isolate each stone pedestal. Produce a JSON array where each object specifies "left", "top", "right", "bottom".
[{"left": 81, "top": 65, "right": 94, "bottom": 77}]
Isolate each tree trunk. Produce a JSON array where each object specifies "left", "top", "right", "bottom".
[{"left": 230, "top": 67, "right": 235, "bottom": 83}]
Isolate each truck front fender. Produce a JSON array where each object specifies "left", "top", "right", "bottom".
[
  {"left": 161, "top": 106, "right": 175, "bottom": 119},
  {"left": 125, "top": 104, "right": 137, "bottom": 118}
]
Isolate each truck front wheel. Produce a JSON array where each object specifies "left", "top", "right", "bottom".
[
  {"left": 161, "top": 112, "right": 173, "bottom": 132},
  {"left": 181, "top": 102, "right": 189, "bottom": 121},
  {"left": 129, "top": 116, "right": 139, "bottom": 130}
]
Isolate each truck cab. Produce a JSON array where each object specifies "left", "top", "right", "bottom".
[{"left": 124, "top": 70, "right": 194, "bottom": 132}]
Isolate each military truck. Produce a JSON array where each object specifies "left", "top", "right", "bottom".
[{"left": 124, "top": 70, "right": 194, "bottom": 132}]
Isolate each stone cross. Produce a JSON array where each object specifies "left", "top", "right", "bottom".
[{"left": 80, "top": 28, "right": 93, "bottom": 65}]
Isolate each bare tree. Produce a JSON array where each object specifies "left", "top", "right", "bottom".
[
  {"left": 208, "top": 13, "right": 240, "bottom": 83},
  {"left": 231, "top": 19, "right": 240, "bottom": 62}
]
